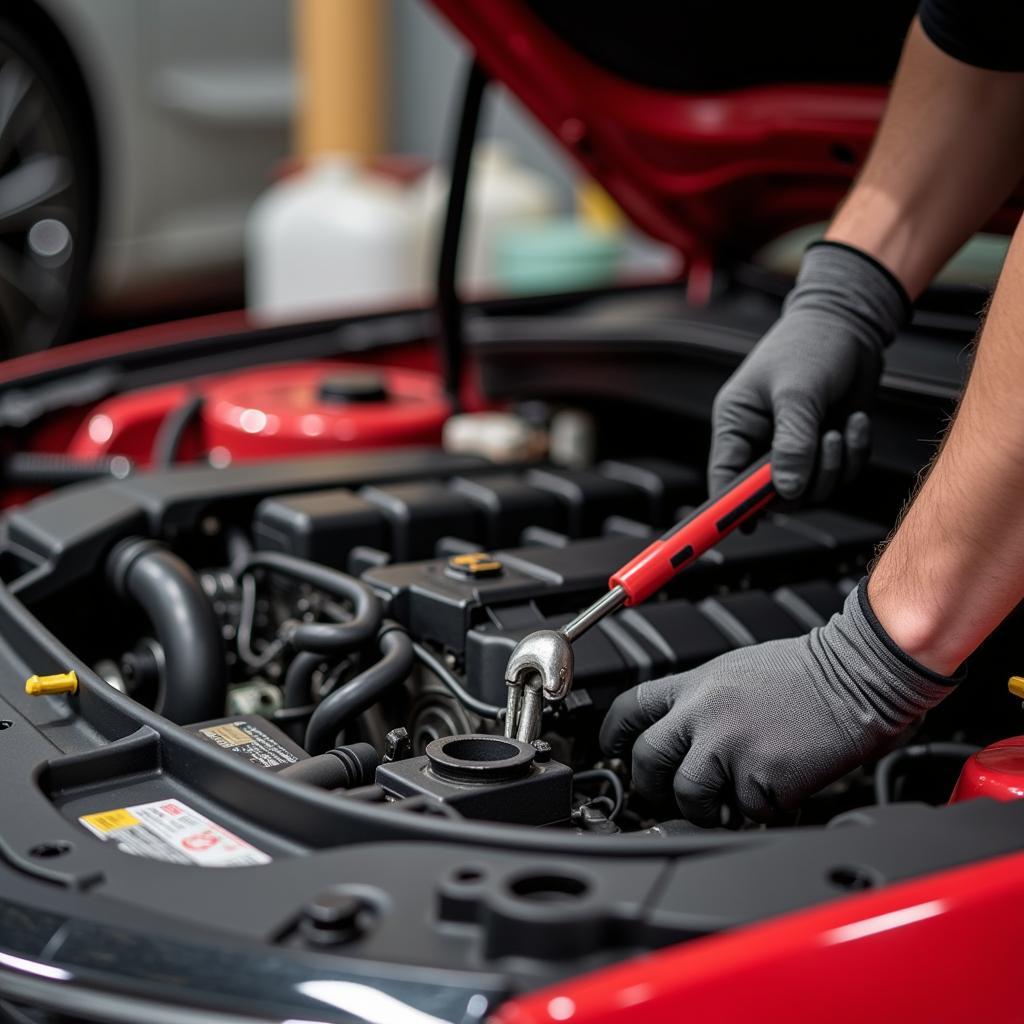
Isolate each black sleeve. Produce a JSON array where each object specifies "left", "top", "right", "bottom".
[{"left": 919, "top": 0, "right": 1024, "bottom": 71}]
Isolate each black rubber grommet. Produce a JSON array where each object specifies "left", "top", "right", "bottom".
[{"left": 426, "top": 734, "right": 535, "bottom": 785}]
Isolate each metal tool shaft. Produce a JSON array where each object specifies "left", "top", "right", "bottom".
[{"left": 563, "top": 585, "right": 627, "bottom": 643}]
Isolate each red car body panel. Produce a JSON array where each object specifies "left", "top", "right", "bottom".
[
  {"left": 0, "top": 309, "right": 251, "bottom": 387},
  {"left": 494, "top": 850, "right": 1024, "bottom": 1024},
  {"left": 432, "top": 0, "right": 1023, "bottom": 296}
]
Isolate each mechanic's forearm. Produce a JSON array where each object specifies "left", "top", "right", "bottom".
[
  {"left": 868, "top": 216, "right": 1024, "bottom": 675},
  {"left": 825, "top": 19, "right": 1024, "bottom": 298}
]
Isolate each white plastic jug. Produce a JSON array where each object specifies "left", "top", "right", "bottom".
[{"left": 246, "top": 156, "right": 426, "bottom": 322}]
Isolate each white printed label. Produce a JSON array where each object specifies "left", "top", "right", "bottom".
[{"left": 79, "top": 799, "right": 271, "bottom": 867}]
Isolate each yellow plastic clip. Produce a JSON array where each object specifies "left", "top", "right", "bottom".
[
  {"left": 446, "top": 552, "right": 503, "bottom": 578},
  {"left": 1008, "top": 676, "right": 1024, "bottom": 701},
  {"left": 25, "top": 671, "right": 78, "bottom": 697}
]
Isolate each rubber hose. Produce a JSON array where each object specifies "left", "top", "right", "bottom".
[
  {"left": 152, "top": 393, "right": 205, "bottom": 468},
  {"left": 411, "top": 640, "right": 503, "bottom": 720},
  {"left": 573, "top": 768, "right": 625, "bottom": 820},
  {"left": 283, "top": 650, "right": 326, "bottom": 709},
  {"left": 279, "top": 742, "right": 380, "bottom": 789},
  {"left": 280, "top": 603, "right": 350, "bottom": 707},
  {"left": 236, "top": 551, "right": 381, "bottom": 655},
  {"left": 874, "top": 741, "right": 981, "bottom": 805},
  {"left": 305, "top": 624, "right": 414, "bottom": 755},
  {"left": 108, "top": 538, "right": 227, "bottom": 725}
]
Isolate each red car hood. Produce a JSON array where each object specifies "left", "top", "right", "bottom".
[{"left": 431, "top": 1, "right": 1023, "bottom": 268}]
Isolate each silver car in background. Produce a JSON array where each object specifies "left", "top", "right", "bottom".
[{"left": 1, "top": 0, "right": 292, "bottom": 353}]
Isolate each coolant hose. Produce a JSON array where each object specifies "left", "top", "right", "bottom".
[
  {"left": 283, "top": 650, "right": 326, "bottom": 710},
  {"left": 235, "top": 551, "right": 381, "bottom": 654},
  {"left": 874, "top": 741, "right": 981, "bottom": 804},
  {"left": 108, "top": 537, "right": 227, "bottom": 725},
  {"left": 304, "top": 623, "right": 414, "bottom": 755}
]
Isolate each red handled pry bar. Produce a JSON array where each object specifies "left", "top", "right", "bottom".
[{"left": 504, "top": 456, "right": 776, "bottom": 741}]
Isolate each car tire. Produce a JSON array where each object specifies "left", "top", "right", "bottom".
[{"left": 0, "top": 14, "right": 96, "bottom": 356}]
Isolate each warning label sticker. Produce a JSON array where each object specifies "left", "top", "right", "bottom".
[
  {"left": 79, "top": 799, "right": 271, "bottom": 867},
  {"left": 197, "top": 720, "right": 300, "bottom": 770}
]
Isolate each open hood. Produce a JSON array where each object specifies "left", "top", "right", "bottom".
[{"left": 431, "top": 1, "right": 1023, "bottom": 269}]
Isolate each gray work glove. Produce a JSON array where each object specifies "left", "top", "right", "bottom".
[
  {"left": 600, "top": 582, "right": 959, "bottom": 826},
  {"left": 709, "top": 241, "right": 910, "bottom": 501}
]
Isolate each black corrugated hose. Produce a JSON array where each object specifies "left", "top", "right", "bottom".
[
  {"left": 874, "top": 742, "right": 980, "bottom": 804},
  {"left": 4, "top": 452, "right": 133, "bottom": 485}
]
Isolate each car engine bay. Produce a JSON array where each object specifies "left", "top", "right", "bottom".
[
  {"left": 0, "top": 294, "right": 1022, "bottom": 1015},
  {"left": 2, "top": 0, "right": 1023, "bottom": 1012},
  {"left": 90, "top": 450, "right": 888, "bottom": 830}
]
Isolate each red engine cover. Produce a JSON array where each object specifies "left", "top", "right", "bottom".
[
  {"left": 67, "top": 361, "right": 448, "bottom": 465},
  {"left": 200, "top": 362, "right": 447, "bottom": 458}
]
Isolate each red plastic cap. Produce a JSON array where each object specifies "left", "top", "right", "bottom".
[{"left": 950, "top": 736, "right": 1024, "bottom": 804}]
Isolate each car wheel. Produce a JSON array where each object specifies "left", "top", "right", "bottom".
[{"left": 0, "top": 16, "right": 95, "bottom": 356}]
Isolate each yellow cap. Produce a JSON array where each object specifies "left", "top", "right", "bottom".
[
  {"left": 25, "top": 671, "right": 78, "bottom": 697},
  {"left": 447, "top": 552, "right": 503, "bottom": 578},
  {"left": 1009, "top": 676, "right": 1024, "bottom": 700}
]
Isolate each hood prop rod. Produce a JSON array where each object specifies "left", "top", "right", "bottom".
[{"left": 437, "top": 58, "right": 489, "bottom": 415}]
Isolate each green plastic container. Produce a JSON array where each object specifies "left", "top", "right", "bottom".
[{"left": 493, "top": 218, "right": 625, "bottom": 295}]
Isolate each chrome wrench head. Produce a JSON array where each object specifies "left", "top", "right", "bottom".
[{"left": 503, "top": 629, "right": 573, "bottom": 742}]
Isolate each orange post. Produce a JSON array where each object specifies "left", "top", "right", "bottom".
[{"left": 294, "top": 0, "right": 386, "bottom": 160}]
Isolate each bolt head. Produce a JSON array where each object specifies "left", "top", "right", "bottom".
[
  {"left": 306, "top": 891, "right": 363, "bottom": 927},
  {"left": 384, "top": 727, "right": 411, "bottom": 762},
  {"left": 300, "top": 891, "right": 371, "bottom": 946}
]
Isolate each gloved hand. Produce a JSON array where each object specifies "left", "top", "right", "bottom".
[
  {"left": 600, "top": 582, "right": 959, "bottom": 826},
  {"left": 709, "top": 241, "right": 910, "bottom": 501}
]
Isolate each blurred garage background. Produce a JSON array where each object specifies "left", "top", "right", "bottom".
[
  {"left": 2, "top": 0, "right": 1003, "bottom": 359},
  {"left": 3, "top": 0, "right": 672, "bottom": 358}
]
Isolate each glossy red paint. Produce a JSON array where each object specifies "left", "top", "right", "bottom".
[
  {"left": 0, "top": 310, "right": 250, "bottom": 388},
  {"left": 201, "top": 361, "right": 447, "bottom": 458},
  {"left": 950, "top": 737, "right": 1024, "bottom": 804},
  {"left": 0, "top": 293, "right": 440, "bottom": 390},
  {"left": 433, "top": 0, "right": 1024, "bottom": 274},
  {"left": 66, "top": 382, "right": 195, "bottom": 464},
  {"left": 67, "top": 361, "right": 450, "bottom": 465},
  {"left": 22, "top": 306, "right": 493, "bottom": 470},
  {"left": 493, "top": 849, "right": 1024, "bottom": 1024}
]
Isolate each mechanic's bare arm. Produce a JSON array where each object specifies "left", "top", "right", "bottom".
[
  {"left": 870, "top": 212, "right": 1024, "bottom": 673},
  {"left": 708, "top": 19, "right": 1024, "bottom": 502},
  {"left": 827, "top": 18, "right": 1024, "bottom": 298}
]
